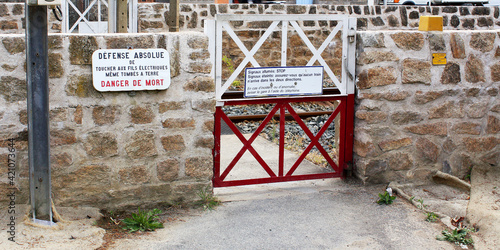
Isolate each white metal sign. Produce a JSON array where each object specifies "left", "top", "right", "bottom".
[
  {"left": 92, "top": 49, "right": 170, "bottom": 92},
  {"left": 244, "top": 66, "right": 323, "bottom": 98}
]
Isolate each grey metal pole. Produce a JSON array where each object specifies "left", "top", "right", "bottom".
[{"left": 26, "top": 3, "right": 53, "bottom": 225}]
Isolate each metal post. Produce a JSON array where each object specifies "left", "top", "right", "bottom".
[
  {"left": 117, "top": 0, "right": 127, "bottom": 33},
  {"left": 168, "top": 0, "right": 179, "bottom": 32},
  {"left": 26, "top": 3, "right": 53, "bottom": 225}
]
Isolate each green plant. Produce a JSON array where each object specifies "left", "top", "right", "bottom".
[
  {"left": 196, "top": 185, "right": 221, "bottom": 210},
  {"left": 415, "top": 198, "right": 428, "bottom": 210},
  {"left": 377, "top": 191, "right": 396, "bottom": 205},
  {"left": 222, "top": 55, "right": 243, "bottom": 88},
  {"left": 436, "top": 227, "right": 474, "bottom": 246},
  {"left": 426, "top": 212, "right": 439, "bottom": 222},
  {"left": 122, "top": 208, "right": 164, "bottom": 233}
]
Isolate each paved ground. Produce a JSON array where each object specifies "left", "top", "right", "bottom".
[
  {"left": 111, "top": 179, "right": 454, "bottom": 249},
  {"left": 4, "top": 134, "right": 494, "bottom": 249}
]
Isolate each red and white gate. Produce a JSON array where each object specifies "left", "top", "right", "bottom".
[{"left": 206, "top": 15, "right": 357, "bottom": 187}]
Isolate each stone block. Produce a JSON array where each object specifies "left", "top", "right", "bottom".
[
  {"left": 159, "top": 101, "right": 185, "bottom": 113},
  {"left": 130, "top": 105, "right": 155, "bottom": 124},
  {"left": 157, "top": 159, "right": 179, "bottom": 182},
  {"left": 125, "top": 130, "right": 157, "bottom": 159},
  {"left": 378, "top": 137, "right": 412, "bottom": 152},
  {"left": 429, "top": 100, "right": 465, "bottom": 119},
  {"left": 187, "top": 36, "right": 208, "bottom": 49},
  {"left": 0, "top": 76, "right": 26, "bottom": 102},
  {"left": 353, "top": 134, "right": 378, "bottom": 158},
  {"left": 54, "top": 164, "right": 111, "bottom": 191},
  {"left": 66, "top": 74, "right": 103, "bottom": 98},
  {"left": 162, "top": 118, "right": 195, "bottom": 129},
  {"left": 452, "top": 122, "right": 481, "bottom": 135},
  {"left": 74, "top": 105, "right": 83, "bottom": 124},
  {"left": 184, "top": 76, "right": 215, "bottom": 92},
  {"left": 466, "top": 101, "right": 488, "bottom": 118},
  {"left": 188, "top": 62, "right": 211, "bottom": 73},
  {"left": 491, "top": 62, "right": 500, "bottom": 82},
  {"left": 48, "top": 53, "right": 64, "bottom": 78},
  {"left": 69, "top": 36, "right": 98, "bottom": 65},
  {"left": 161, "top": 135, "right": 185, "bottom": 152},
  {"left": 481, "top": 151, "right": 499, "bottom": 166},
  {"left": 442, "top": 138, "right": 457, "bottom": 153},
  {"left": 2, "top": 37, "right": 24, "bottom": 54},
  {"left": 441, "top": 62, "right": 461, "bottom": 84},
  {"left": 357, "top": 51, "right": 399, "bottom": 65},
  {"left": 50, "top": 128, "right": 77, "bottom": 146},
  {"left": 51, "top": 152, "right": 72, "bottom": 170},
  {"left": 402, "top": 59, "right": 431, "bottom": 84},
  {"left": 106, "top": 36, "right": 155, "bottom": 49},
  {"left": 0, "top": 21, "right": 18, "bottom": 30},
  {"left": 185, "top": 157, "right": 212, "bottom": 179},
  {"left": 119, "top": 165, "right": 151, "bottom": 185},
  {"left": 413, "top": 90, "right": 444, "bottom": 104},
  {"left": 357, "top": 33, "right": 385, "bottom": 48},
  {"left": 195, "top": 137, "right": 213, "bottom": 149},
  {"left": 189, "top": 51, "right": 210, "bottom": 61},
  {"left": 355, "top": 111, "right": 388, "bottom": 124},
  {"left": 84, "top": 132, "right": 118, "bottom": 157},
  {"left": 1, "top": 64, "right": 17, "bottom": 72},
  {"left": 203, "top": 120, "right": 214, "bottom": 132},
  {"left": 462, "top": 137, "right": 499, "bottom": 152},
  {"left": 450, "top": 33, "right": 466, "bottom": 59},
  {"left": 140, "top": 20, "right": 164, "bottom": 30},
  {"left": 192, "top": 99, "right": 216, "bottom": 113},
  {"left": 405, "top": 122, "right": 448, "bottom": 136},
  {"left": 387, "top": 152, "right": 413, "bottom": 171},
  {"left": 390, "top": 32, "right": 424, "bottom": 51},
  {"left": 49, "top": 107, "right": 67, "bottom": 122},
  {"left": 470, "top": 32, "right": 496, "bottom": 53},
  {"left": 390, "top": 110, "right": 423, "bottom": 125},
  {"left": 383, "top": 91, "right": 410, "bottom": 101},
  {"left": 18, "top": 110, "right": 27, "bottom": 125},
  {"left": 487, "top": 115, "right": 500, "bottom": 134},
  {"left": 48, "top": 36, "right": 63, "bottom": 50},
  {"left": 416, "top": 137, "right": 440, "bottom": 162},
  {"left": 428, "top": 33, "right": 445, "bottom": 51},
  {"left": 357, "top": 67, "right": 397, "bottom": 89},
  {"left": 92, "top": 106, "right": 119, "bottom": 125}
]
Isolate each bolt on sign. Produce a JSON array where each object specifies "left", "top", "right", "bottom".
[
  {"left": 244, "top": 66, "right": 324, "bottom": 98},
  {"left": 92, "top": 49, "right": 171, "bottom": 92}
]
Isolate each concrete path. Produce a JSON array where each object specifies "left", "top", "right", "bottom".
[
  {"left": 111, "top": 179, "right": 453, "bottom": 249},
  {"left": 111, "top": 134, "right": 454, "bottom": 249}
]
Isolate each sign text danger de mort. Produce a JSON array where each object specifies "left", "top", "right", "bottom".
[
  {"left": 244, "top": 66, "right": 323, "bottom": 98},
  {"left": 92, "top": 49, "right": 171, "bottom": 92}
]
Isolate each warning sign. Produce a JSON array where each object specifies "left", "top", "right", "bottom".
[
  {"left": 92, "top": 49, "right": 171, "bottom": 92},
  {"left": 244, "top": 66, "right": 323, "bottom": 98}
]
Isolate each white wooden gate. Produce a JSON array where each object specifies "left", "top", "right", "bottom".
[
  {"left": 61, "top": 0, "right": 138, "bottom": 33},
  {"left": 206, "top": 15, "right": 358, "bottom": 187}
]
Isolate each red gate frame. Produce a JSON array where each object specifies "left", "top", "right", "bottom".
[{"left": 213, "top": 94, "right": 354, "bottom": 187}]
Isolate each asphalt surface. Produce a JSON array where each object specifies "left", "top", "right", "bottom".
[
  {"left": 111, "top": 134, "right": 455, "bottom": 249},
  {"left": 111, "top": 179, "right": 454, "bottom": 249}
]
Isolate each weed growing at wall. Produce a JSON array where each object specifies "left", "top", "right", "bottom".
[
  {"left": 436, "top": 227, "right": 474, "bottom": 247},
  {"left": 196, "top": 185, "right": 221, "bottom": 210},
  {"left": 377, "top": 190, "right": 396, "bottom": 205},
  {"left": 122, "top": 208, "right": 164, "bottom": 232}
]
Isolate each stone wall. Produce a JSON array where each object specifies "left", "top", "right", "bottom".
[
  {"left": 0, "top": 32, "right": 214, "bottom": 210},
  {"left": 354, "top": 30, "right": 499, "bottom": 183},
  {"left": 1, "top": 3, "right": 499, "bottom": 34}
]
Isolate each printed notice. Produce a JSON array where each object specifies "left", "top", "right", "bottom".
[
  {"left": 92, "top": 49, "right": 171, "bottom": 92},
  {"left": 244, "top": 66, "right": 323, "bottom": 98}
]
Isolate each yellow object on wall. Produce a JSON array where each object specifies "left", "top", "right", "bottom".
[{"left": 418, "top": 16, "right": 443, "bottom": 31}]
